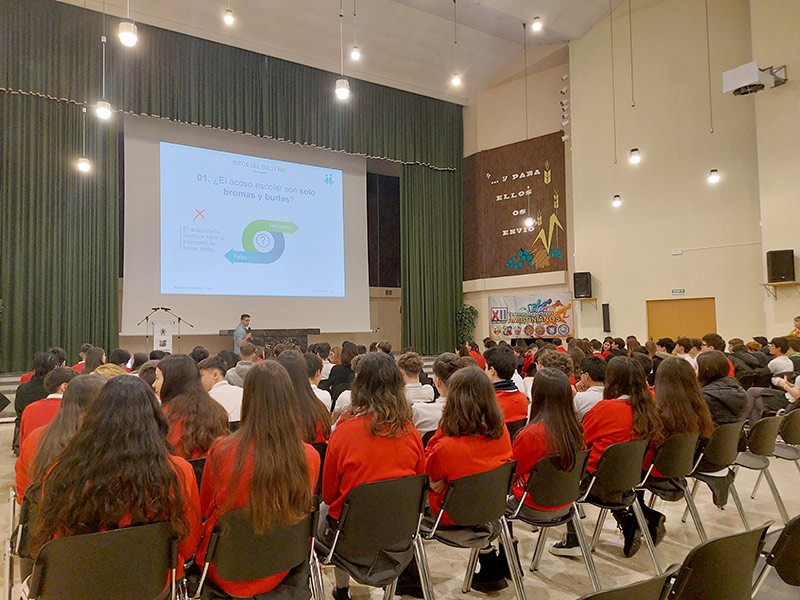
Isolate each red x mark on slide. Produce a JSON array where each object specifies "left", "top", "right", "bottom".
[{"left": 193, "top": 208, "right": 206, "bottom": 222}]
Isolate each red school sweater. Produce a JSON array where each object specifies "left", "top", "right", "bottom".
[{"left": 582, "top": 399, "right": 635, "bottom": 473}]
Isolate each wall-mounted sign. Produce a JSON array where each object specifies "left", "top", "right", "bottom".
[{"left": 672, "top": 289, "right": 686, "bottom": 296}]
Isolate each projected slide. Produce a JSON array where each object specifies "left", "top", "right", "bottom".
[{"left": 160, "top": 142, "right": 344, "bottom": 297}]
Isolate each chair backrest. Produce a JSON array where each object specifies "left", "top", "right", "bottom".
[
  {"left": 506, "top": 419, "right": 527, "bottom": 442},
  {"left": 766, "top": 514, "right": 800, "bottom": 586},
  {"left": 747, "top": 415, "right": 783, "bottom": 456},
  {"left": 651, "top": 432, "right": 701, "bottom": 479},
  {"left": 779, "top": 410, "right": 800, "bottom": 446},
  {"left": 588, "top": 438, "right": 649, "bottom": 501},
  {"left": 698, "top": 421, "right": 745, "bottom": 470},
  {"left": 421, "top": 430, "right": 436, "bottom": 448},
  {"left": 669, "top": 522, "right": 771, "bottom": 600},
  {"left": 28, "top": 522, "right": 176, "bottom": 600},
  {"left": 524, "top": 450, "right": 590, "bottom": 508},
  {"left": 576, "top": 564, "right": 679, "bottom": 600},
  {"left": 336, "top": 474, "right": 427, "bottom": 555},
  {"left": 188, "top": 457, "right": 207, "bottom": 489},
  {"left": 439, "top": 462, "right": 516, "bottom": 526},
  {"left": 208, "top": 509, "right": 314, "bottom": 582},
  {"left": 311, "top": 442, "right": 327, "bottom": 494}
]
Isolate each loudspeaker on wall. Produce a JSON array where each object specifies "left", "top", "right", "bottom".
[
  {"left": 602, "top": 303, "right": 611, "bottom": 333},
  {"left": 766, "top": 249, "right": 795, "bottom": 283},
  {"left": 574, "top": 272, "right": 592, "bottom": 298}
]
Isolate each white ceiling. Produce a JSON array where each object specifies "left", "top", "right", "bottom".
[{"left": 62, "top": 0, "right": 626, "bottom": 105}]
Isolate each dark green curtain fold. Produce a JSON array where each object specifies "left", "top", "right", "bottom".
[
  {"left": 0, "top": 0, "right": 463, "bottom": 369},
  {"left": 401, "top": 165, "right": 463, "bottom": 354},
  {"left": 0, "top": 93, "right": 120, "bottom": 371}
]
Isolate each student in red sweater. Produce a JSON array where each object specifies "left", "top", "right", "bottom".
[
  {"left": 155, "top": 355, "right": 229, "bottom": 460},
  {"left": 199, "top": 361, "right": 321, "bottom": 597},
  {"left": 484, "top": 345, "right": 529, "bottom": 426},
  {"left": 277, "top": 349, "right": 332, "bottom": 444},
  {"left": 71, "top": 343, "right": 93, "bottom": 373},
  {"left": 551, "top": 357, "right": 661, "bottom": 559},
  {"left": 321, "top": 352, "right": 426, "bottom": 600},
  {"left": 467, "top": 341, "right": 487, "bottom": 369},
  {"left": 30, "top": 376, "right": 202, "bottom": 576},
  {"left": 425, "top": 366, "right": 513, "bottom": 593},
  {"left": 15, "top": 374, "right": 105, "bottom": 503},
  {"left": 19, "top": 367, "right": 77, "bottom": 447}
]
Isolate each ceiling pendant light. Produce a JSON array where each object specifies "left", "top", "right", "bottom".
[
  {"left": 531, "top": 16, "right": 543, "bottom": 32},
  {"left": 77, "top": 107, "right": 92, "bottom": 174},
  {"left": 612, "top": 194, "right": 622, "bottom": 208},
  {"left": 707, "top": 169, "right": 721, "bottom": 184},
  {"left": 223, "top": 9, "right": 235, "bottom": 26},
  {"left": 350, "top": 0, "right": 360, "bottom": 60},
  {"left": 95, "top": 34, "right": 112, "bottom": 120},
  {"left": 628, "top": 147, "right": 641, "bottom": 164},
  {"left": 118, "top": 0, "right": 138, "bottom": 47},
  {"left": 335, "top": 0, "right": 350, "bottom": 100},
  {"left": 450, "top": 0, "right": 461, "bottom": 87}
]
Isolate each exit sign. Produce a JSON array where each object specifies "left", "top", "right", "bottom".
[{"left": 672, "top": 288, "right": 686, "bottom": 296}]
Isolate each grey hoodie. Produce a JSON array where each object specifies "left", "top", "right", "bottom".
[{"left": 225, "top": 361, "right": 254, "bottom": 387}]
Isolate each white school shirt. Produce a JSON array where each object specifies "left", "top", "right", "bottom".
[
  {"left": 312, "top": 384, "right": 333, "bottom": 411},
  {"left": 413, "top": 397, "right": 446, "bottom": 435},
  {"left": 405, "top": 383, "right": 435, "bottom": 404},
  {"left": 209, "top": 380, "right": 243, "bottom": 422}
]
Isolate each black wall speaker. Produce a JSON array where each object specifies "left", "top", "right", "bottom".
[
  {"left": 574, "top": 272, "right": 593, "bottom": 298},
  {"left": 602, "top": 303, "right": 611, "bottom": 333},
  {"left": 766, "top": 250, "right": 795, "bottom": 283}
]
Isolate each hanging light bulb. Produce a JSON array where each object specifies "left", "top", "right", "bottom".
[
  {"left": 451, "top": 72, "right": 462, "bottom": 87},
  {"left": 77, "top": 107, "right": 92, "bottom": 174},
  {"left": 350, "top": 45, "right": 360, "bottom": 60},
  {"left": 350, "top": 1, "right": 360, "bottom": 60},
  {"left": 77, "top": 157, "right": 92, "bottom": 173},
  {"left": 335, "top": 78, "right": 350, "bottom": 100},
  {"left": 118, "top": 0, "right": 138, "bottom": 46},
  {"left": 707, "top": 169, "right": 721, "bottom": 184},
  {"left": 524, "top": 216, "right": 534, "bottom": 227},
  {"left": 95, "top": 100, "right": 112, "bottom": 120},
  {"left": 628, "top": 148, "right": 641, "bottom": 164},
  {"left": 531, "top": 16, "right": 543, "bottom": 32},
  {"left": 223, "top": 9, "right": 235, "bottom": 25},
  {"left": 449, "top": 0, "right": 462, "bottom": 87},
  {"left": 612, "top": 194, "right": 622, "bottom": 208}
]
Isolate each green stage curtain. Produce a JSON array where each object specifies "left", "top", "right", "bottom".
[
  {"left": 0, "top": 93, "right": 120, "bottom": 371},
  {"left": 401, "top": 165, "right": 463, "bottom": 354}
]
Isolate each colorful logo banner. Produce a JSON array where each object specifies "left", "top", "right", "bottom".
[{"left": 489, "top": 294, "right": 574, "bottom": 339}]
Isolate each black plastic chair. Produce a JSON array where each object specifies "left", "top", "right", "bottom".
[
  {"left": 315, "top": 475, "right": 433, "bottom": 600},
  {"left": 581, "top": 438, "right": 662, "bottom": 575},
  {"left": 669, "top": 522, "right": 771, "bottom": 600},
  {"left": 193, "top": 509, "right": 322, "bottom": 600},
  {"left": 576, "top": 564, "right": 679, "bottom": 600},
  {"left": 311, "top": 442, "right": 327, "bottom": 495},
  {"left": 422, "top": 461, "right": 526, "bottom": 600},
  {"left": 753, "top": 514, "right": 800, "bottom": 596},
  {"left": 507, "top": 450, "right": 600, "bottom": 592},
  {"left": 680, "top": 421, "right": 749, "bottom": 530},
  {"left": 751, "top": 410, "right": 800, "bottom": 500},
  {"left": 639, "top": 432, "right": 707, "bottom": 542},
  {"left": 421, "top": 430, "right": 436, "bottom": 448},
  {"left": 734, "top": 415, "right": 789, "bottom": 524},
  {"left": 506, "top": 419, "right": 527, "bottom": 442},
  {"left": 188, "top": 458, "right": 207, "bottom": 490},
  {"left": 27, "top": 522, "right": 179, "bottom": 600}
]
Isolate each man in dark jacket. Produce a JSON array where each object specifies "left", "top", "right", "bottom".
[{"left": 13, "top": 351, "right": 57, "bottom": 455}]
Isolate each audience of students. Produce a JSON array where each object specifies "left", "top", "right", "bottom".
[
  {"left": 224, "top": 342, "right": 257, "bottom": 387},
  {"left": 697, "top": 351, "right": 749, "bottom": 424}
]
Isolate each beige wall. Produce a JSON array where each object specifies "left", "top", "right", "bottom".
[
  {"left": 568, "top": 0, "right": 765, "bottom": 341},
  {"left": 751, "top": 0, "right": 800, "bottom": 337}
]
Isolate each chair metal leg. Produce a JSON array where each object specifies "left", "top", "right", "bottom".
[
  {"left": 383, "top": 579, "right": 397, "bottom": 600},
  {"left": 6, "top": 489, "right": 16, "bottom": 600},
  {"left": 577, "top": 504, "right": 586, "bottom": 519},
  {"left": 571, "top": 512, "right": 601, "bottom": 592},
  {"left": 413, "top": 536, "right": 435, "bottom": 600},
  {"left": 677, "top": 481, "right": 707, "bottom": 542},
  {"left": 752, "top": 564, "right": 773, "bottom": 598},
  {"left": 647, "top": 492, "right": 656, "bottom": 509},
  {"left": 310, "top": 549, "right": 326, "bottom": 600},
  {"left": 762, "top": 467, "right": 790, "bottom": 525},
  {"left": 530, "top": 527, "right": 548, "bottom": 572},
  {"left": 590, "top": 508, "right": 607, "bottom": 552},
  {"left": 751, "top": 471, "right": 764, "bottom": 499},
  {"left": 631, "top": 501, "right": 662, "bottom": 575},
  {"left": 681, "top": 479, "right": 699, "bottom": 524},
  {"left": 499, "top": 517, "right": 526, "bottom": 600},
  {"left": 795, "top": 459, "right": 800, "bottom": 478},
  {"left": 729, "top": 482, "right": 751, "bottom": 530},
  {"left": 461, "top": 548, "right": 479, "bottom": 594}
]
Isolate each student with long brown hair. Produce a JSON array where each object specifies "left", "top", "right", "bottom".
[
  {"left": 15, "top": 374, "right": 106, "bottom": 502},
  {"left": 82, "top": 347, "right": 106, "bottom": 374},
  {"left": 199, "top": 361, "right": 320, "bottom": 597},
  {"left": 552, "top": 356, "right": 661, "bottom": 559},
  {"left": 30, "top": 376, "right": 202, "bottom": 570},
  {"left": 277, "top": 349, "right": 331, "bottom": 443},
  {"left": 426, "top": 366, "right": 513, "bottom": 592},
  {"left": 155, "top": 354, "right": 229, "bottom": 460},
  {"left": 321, "top": 351, "right": 425, "bottom": 600}
]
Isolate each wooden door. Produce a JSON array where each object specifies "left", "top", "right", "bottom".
[{"left": 646, "top": 298, "right": 717, "bottom": 341}]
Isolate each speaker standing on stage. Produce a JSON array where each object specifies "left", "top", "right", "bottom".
[{"left": 233, "top": 314, "right": 252, "bottom": 354}]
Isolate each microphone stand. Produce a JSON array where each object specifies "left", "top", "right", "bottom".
[
  {"left": 136, "top": 308, "right": 161, "bottom": 353},
  {"left": 162, "top": 308, "right": 194, "bottom": 354}
]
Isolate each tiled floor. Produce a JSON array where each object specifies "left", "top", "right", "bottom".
[{"left": 0, "top": 422, "right": 796, "bottom": 599}]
